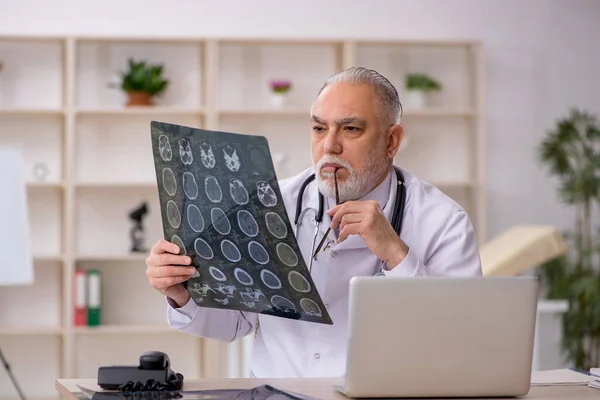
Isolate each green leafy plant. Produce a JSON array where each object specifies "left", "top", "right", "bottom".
[
  {"left": 537, "top": 108, "right": 600, "bottom": 370},
  {"left": 405, "top": 73, "right": 442, "bottom": 92},
  {"left": 118, "top": 58, "right": 169, "bottom": 96}
]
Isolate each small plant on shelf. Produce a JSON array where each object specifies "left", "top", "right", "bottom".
[
  {"left": 404, "top": 73, "right": 442, "bottom": 108},
  {"left": 269, "top": 79, "right": 292, "bottom": 94},
  {"left": 268, "top": 79, "right": 292, "bottom": 108},
  {"left": 111, "top": 58, "right": 170, "bottom": 107}
]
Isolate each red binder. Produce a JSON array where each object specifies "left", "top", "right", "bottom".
[{"left": 74, "top": 268, "right": 87, "bottom": 326}]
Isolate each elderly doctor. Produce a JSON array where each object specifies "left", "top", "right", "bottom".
[{"left": 145, "top": 66, "right": 482, "bottom": 378}]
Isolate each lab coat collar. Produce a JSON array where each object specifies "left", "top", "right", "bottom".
[{"left": 308, "top": 167, "right": 398, "bottom": 252}]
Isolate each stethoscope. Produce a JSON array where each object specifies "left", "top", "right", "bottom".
[{"left": 293, "top": 166, "right": 407, "bottom": 273}]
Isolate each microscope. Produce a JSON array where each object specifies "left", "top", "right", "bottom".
[{"left": 129, "top": 201, "right": 149, "bottom": 253}]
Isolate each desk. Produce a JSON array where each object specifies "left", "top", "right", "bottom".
[{"left": 56, "top": 378, "right": 598, "bottom": 400}]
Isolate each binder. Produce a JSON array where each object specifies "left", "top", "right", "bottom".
[
  {"left": 73, "top": 268, "right": 87, "bottom": 326},
  {"left": 86, "top": 269, "right": 102, "bottom": 326}
]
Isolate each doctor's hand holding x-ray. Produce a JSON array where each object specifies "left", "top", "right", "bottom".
[{"left": 145, "top": 66, "right": 482, "bottom": 379}]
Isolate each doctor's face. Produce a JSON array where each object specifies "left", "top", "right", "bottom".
[{"left": 310, "top": 82, "right": 400, "bottom": 202}]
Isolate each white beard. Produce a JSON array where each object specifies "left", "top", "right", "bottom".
[{"left": 314, "top": 141, "right": 389, "bottom": 203}]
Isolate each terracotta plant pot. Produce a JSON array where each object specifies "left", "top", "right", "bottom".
[{"left": 126, "top": 91, "right": 153, "bottom": 106}]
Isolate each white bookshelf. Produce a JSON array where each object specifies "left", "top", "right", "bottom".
[{"left": 0, "top": 34, "right": 485, "bottom": 399}]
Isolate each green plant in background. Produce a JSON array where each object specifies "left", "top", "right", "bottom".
[
  {"left": 404, "top": 73, "right": 442, "bottom": 92},
  {"left": 111, "top": 58, "right": 169, "bottom": 106},
  {"left": 537, "top": 108, "right": 600, "bottom": 370}
]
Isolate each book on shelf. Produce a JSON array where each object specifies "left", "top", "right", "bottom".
[
  {"left": 73, "top": 268, "right": 102, "bottom": 327},
  {"left": 74, "top": 268, "right": 87, "bottom": 326}
]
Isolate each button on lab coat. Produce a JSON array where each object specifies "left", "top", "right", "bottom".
[{"left": 166, "top": 166, "right": 482, "bottom": 378}]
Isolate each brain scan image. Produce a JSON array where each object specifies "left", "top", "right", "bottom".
[
  {"left": 229, "top": 178, "right": 249, "bottom": 205},
  {"left": 152, "top": 122, "right": 332, "bottom": 325},
  {"left": 200, "top": 142, "right": 216, "bottom": 169},
  {"left": 205, "top": 175, "right": 223, "bottom": 203},
  {"left": 248, "top": 241, "right": 269, "bottom": 265},
  {"left": 182, "top": 172, "right": 199, "bottom": 200},
  {"left": 265, "top": 212, "right": 287, "bottom": 239},
  {"left": 256, "top": 181, "right": 277, "bottom": 207},
  {"left": 178, "top": 138, "right": 193, "bottom": 165},
  {"left": 271, "top": 295, "right": 296, "bottom": 313},
  {"left": 288, "top": 270, "right": 311, "bottom": 293},
  {"left": 209, "top": 266, "right": 227, "bottom": 281},
  {"left": 211, "top": 207, "right": 231, "bottom": 235},
  {"left": 158, "top": 135, "right": 172, "bottom": 161},
  {"left": 221, "top": 239, "right": 241, "bottom": 263},
  {"left": 300, "top": 298, "right": 322, "bottom": 317},
  {"left": 194, "top": 238, "right": 213, "bottom": 260},
  {"left": 166, "top": 200, "right": 181, "bottom": 229},
  {"left": 171, "top": 235, "right": 186, "bottom": 255},
  {"left": 223, "top": 145, "right": 241, "bottom": 172},
  {"left": 276, "top": 242, "right": 298, "bottom": 267},
  {"left": 237, "top": 210, "right": 259, "bottom": 237},
  {"left": 260, "top": 269, "right": 282, "bottom": 290},
  {"left": 234, "top": 267, "right": 254, "bottom": 286},
  {"left": 162, "top": 167, "right": 177, "bottom": 196},
  {"left": 187, "top": 204, "right": 205, "bottom": 233}
]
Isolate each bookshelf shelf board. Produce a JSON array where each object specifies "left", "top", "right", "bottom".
[
  {"left": 75, "top": 182, "right": 157, "bottom": 189},
  {"left": 218, "top": 108, "right": 309, "bottom": 117},
  {"left": 27, "top": 181, "right": 65, "bottom": 190},
  {"left": 76, "top": 254, "right": 149, "bottom": 262},
  {"left": 0, "top": 326, "right": 63, "bottom": 336},
  {"left": 34, "top": 254, "right": 65, "bottom": 262},
  {"left": 75, "top": 107, "right": 203, "bottom": 116},
  {"left": 73, "top": 325, "right": 180, "bottom": 335},
  {"left": 0, "top": 108, "right": 65, "bottom": 116}
]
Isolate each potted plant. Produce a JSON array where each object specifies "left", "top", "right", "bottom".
[
  {"left": 269, "top": 79, "right": 292, "bottom": 108},
  {"left": 537, "top": 108, "right": 600, "bottom": 370},
  {"left": 404, "top": 73, "right": 442, "bottom": 108},
  {"left": 112, "top": 58, "right": 169, "bottom": 106}
]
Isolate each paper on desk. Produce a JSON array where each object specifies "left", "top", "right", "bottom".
[
  {"left": 530, "top": 369, "right": 592, "bottom": 386},
  {"left": 77, "top": 384, "right": 320, "bottom": 400},
  {"left": 589, "top": 368, "right": 600, "bottom": 390}
]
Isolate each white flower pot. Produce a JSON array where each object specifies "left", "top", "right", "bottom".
[
  {"left": 406, "top": 90, "right": 427, "bottom": 108},
  {"left": 270, "top": 93, "right": 287, "bottom": 109}
]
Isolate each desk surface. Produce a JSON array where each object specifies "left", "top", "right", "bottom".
[{"left": 56, "top": 378, "right": 598, "bottom": 400}]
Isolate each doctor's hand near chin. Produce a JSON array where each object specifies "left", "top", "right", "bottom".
[
  {"left": 145, "top": 239, "right": 196, "bottom": 308},
  {"left": 327, "top": 200, "right": 409, "bottom": 269}
]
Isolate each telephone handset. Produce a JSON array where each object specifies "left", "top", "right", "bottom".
[{"left": 97, "top": 351, "right": 184, "bottom": 392}]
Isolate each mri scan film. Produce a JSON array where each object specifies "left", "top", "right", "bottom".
[{"left": 150, "top": 121, "right": 332, "bottom": 325}]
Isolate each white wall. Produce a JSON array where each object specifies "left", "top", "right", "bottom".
[{"left": 3, "top": 0, "right": 599, "bottom": 241}]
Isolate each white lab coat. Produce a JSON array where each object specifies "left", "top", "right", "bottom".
[{"left": 166, "top": 165, "right": 482, "bottom": 378}]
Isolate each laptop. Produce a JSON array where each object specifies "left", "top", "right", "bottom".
[{"left": 337, "top": 276, "right": 539, "bottom": 398}]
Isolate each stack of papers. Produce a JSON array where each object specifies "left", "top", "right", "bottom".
[
  {"left": 590, "top": 368, "right": 600, "bottom": 389},
  {"left": 530, "top": 369, "right": 592, "bottom": 386}
]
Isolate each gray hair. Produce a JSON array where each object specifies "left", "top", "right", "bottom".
[{"left": 315, "top": 66, "right": 403, "bottom": 125}]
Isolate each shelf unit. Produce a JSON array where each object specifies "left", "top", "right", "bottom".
[{"left": 0, "top": 35, "right": 485, "bottom": 399}]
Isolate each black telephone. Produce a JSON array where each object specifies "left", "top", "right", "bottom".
[{"left": 97, "top": 351, "right": 184, "bottom": 392}]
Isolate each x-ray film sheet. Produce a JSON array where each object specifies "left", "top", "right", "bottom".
[{"left": 150, "top": 121, "right": 332, "bottom": 325}]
